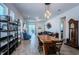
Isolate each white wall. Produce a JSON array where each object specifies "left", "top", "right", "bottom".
[
  {"left": 45, "top": 17, "right": 61, "bottom": 40},
  {"left": 4, "top": 3, "right": 23, "bottom": 19},
  {"left": 45, "top": 18, "right": 60, "bottom": 33},
  {"left": 45, "top": 5, "right": 79, "bottom": 40},
  {"left": 36, "top": 21, "right": 45, "bottom": 33}
]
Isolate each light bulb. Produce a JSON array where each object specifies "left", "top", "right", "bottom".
[
  {"left": 44, "top": 13, "right": 47, "bottom": 18},
  {"left": 46, "top": 10, "right": 51, "bottom": 16},
  {"left": 47, "top": 15, "right": 50, "bottom": 19}
]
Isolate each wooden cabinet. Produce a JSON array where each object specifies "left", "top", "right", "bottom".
[{"left": 69, "top": 19, "right": 78, "bottom": 48}]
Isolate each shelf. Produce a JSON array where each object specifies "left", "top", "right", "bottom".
[
  {"left": 1, "top": 48, "right": 8, "bottom": 55},
  {"left": 0, "top": 41, "right": 8, "bottom": 47},
  {"left": 9, "top": 40, "right": 17, "bottom": 49},
  {"left": 9, "top": 30, "right": 17, "bottom": 32},
  {"left": 10, "top": 38, "right": 14, "bottom": 42},
  {"left": 0, "top": 44, "right": 8, "bottom": 55},
  {"left": 0, "top": 30, "right": 8, "bottom": 32},
  {"left": 0, "top": 20, "right": 18, "bottom": 25},
  {"left": 0, "top": 20, "right": 8, "bottom": 22},
  {"left": 0, "top": 35, "right": 13, "bottom": 41},
  {"left": 9, "top": 37, "right": 17, "bottom": 42},
  {"left": 0, "top": 39, "right": 17, "bottom": 55},
  {"left": 0, "top": 30, "right": 17, "bottom": 32},
  {"left": 0, "top": 36, "right": 7, "bottom": 41},
  {"left": 9, "top": 22, "right": 18, "bottom": 25},
  {"left": 9, "top": 37, "right": 17, "bottom": 46}
]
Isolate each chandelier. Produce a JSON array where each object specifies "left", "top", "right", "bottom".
[{"left": 44, "top": 3, "right": 51, "bottom": 19}]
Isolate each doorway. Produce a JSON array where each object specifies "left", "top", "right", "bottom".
[
  {"left": 27, "top": 23, "right": 38, "bottom": 52},
  {"left": 28, "top": 23, "right": 37, "bottom": 43},
  {"left": 28, "top": 24, "right": 36, "bottom": 36}
]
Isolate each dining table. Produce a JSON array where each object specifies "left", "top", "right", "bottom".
[{"left": 38, "top": 35, "right": 61, "bottom": 55}]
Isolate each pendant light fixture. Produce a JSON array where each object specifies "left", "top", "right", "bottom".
[{"left": 44, "top": 3, "right": 51, "bottom": 19}]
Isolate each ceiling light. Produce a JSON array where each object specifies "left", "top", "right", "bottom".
[
  {"left": 46, "top": 10, "right": 51, "bottom": 16},
  {"left": 44, "top": 3, "right": 51, "bottom": 19}
]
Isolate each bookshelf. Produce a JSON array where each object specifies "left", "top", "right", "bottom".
[{"left": 0, "top": 15, "right": 20, "bottom": 55}]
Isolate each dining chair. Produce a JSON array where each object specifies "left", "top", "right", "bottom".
[
  {"left": 37, "top": 36, "right": 43, "bottom": 52},
  {"left": 56, "top": 40, "right": 63, "bottom": 55}
]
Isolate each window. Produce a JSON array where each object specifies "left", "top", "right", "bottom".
[
  {"left": 0, "top": 4, "right": 5, "bottom": 15},
  {"left": 0, "top": 4, "right": 8, "bottom": 15}
]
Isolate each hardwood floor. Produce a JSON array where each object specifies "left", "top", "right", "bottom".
[
  {"left": 61, "top": 43, "right": 79, "bottom": 55},
  {"left": 12, "top": 33, "right": 42, "bottom": 55},
  {"left": 12, "top": 33, "right": 79, "bottom": 55},
  {"left": 12, "top": 40, "right": 40, "bottom": 55},
  {"left": 12, "top": 39, "right": 79, "bottom": 55}
]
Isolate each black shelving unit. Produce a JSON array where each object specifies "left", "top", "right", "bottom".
[{"left": 0, "top": 15, "right": 20, "bottom": 55}]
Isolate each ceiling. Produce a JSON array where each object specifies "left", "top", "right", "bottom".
[{"left": 11, "top": 3, "right": 79, "bottom": 20}]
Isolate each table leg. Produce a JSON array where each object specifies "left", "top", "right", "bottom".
[{"left": 42, "top": 43, "right": 49, "bottom": 55}]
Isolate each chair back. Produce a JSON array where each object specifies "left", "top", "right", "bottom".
[
  {"left": 37, "top": 36, "right": 43, "bottom": 46},
  {"left": 56, "top": 40, "right": 63, "bottom": 51}
]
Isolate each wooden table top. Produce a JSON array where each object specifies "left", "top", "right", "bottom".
[{"left": 38, "top": 35, "right": 61, "bottom": 44}]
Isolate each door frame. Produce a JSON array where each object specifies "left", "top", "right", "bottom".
[{"left": 27, "top": 22, "right": 37, "bottom": 36}]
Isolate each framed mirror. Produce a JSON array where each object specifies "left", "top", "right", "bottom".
[{"left": 47, "top": 23, "right": 51, "bottom": 29}]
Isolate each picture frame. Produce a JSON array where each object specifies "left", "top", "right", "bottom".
[{"left": 47, "top": 23, "right": 52, "bottom": 29}]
